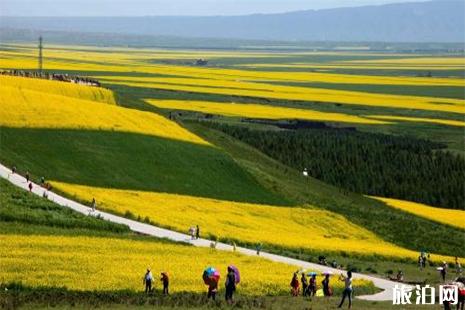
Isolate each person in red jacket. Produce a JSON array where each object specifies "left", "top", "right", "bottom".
[
  {"left": 160, "top": 272, "right": 169, "bottom": 295},
  {"left": 457, "top": 284, "right": 465, "bottom": 310},
  {"left": 290, "top": 272, "right": 300, "bottom": 296}
]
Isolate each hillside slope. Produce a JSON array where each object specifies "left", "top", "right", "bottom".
[
  {"left": 1, "top": 178, "right": 353, "bottom": 296},
  {"left": 184, "top": 122, "right": 465, "bottom": 258},
  {"left": 0, "top": 77, "right": 285, "bottom": 204}
]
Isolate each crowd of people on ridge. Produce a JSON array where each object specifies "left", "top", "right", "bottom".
[{"left": 1, "top": 70, "right": 101, "bottom": 87}]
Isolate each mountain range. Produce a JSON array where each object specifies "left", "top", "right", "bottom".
[{"left": 1, "top": 0, "right": 464, "bottom": 42}]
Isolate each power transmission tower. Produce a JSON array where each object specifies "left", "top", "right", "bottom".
[{"left": 38, "top": 36, "right": 43, "bottom": 74}]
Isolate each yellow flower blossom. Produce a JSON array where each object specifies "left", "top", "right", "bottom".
[
  {"left": 372, "top": 196, "right": 465, "bottom": 230},
  {"left": 145, "top": 99, "right": 388, "bottom": 125},
  {"left": 51, "top": 182, "right": 455, "bottom": 262},
  {"left": 0, "top": 82, "right": 208, "bottom": 145},
  {"left": 0, "top": 233, "right": 372, "bottom": 294}
]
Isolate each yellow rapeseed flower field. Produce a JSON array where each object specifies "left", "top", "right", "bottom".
[
  {"left": 3, "top": 44, "right": 464, "bottom": 87},
  {"left": 0, "top": 75, "right": 116, "bottom": 104},
  {"left": 239, "top": 63, "right": 465, "bottom": 71},
  {"left": 345, "top": 57, "right": 465, "bottom": 66},
  {"left": 103, "top": 63, "right": 465, "bottom": 87},
  {"left": 51, "top": 181, "right": 455, "bottom": 262},
  {"left": 145, "top": 99, "right": 388, "bottom": 125},
  {"left": 372, "top": 197, "right": 465, "bottom": 230},
  {"left": 365, "top": 115, "right": 465, "bottom": 127},
  {"left": 0, "top": 233, "right": 372, "bottom": 294},
  {"left": 2, "top": 45, "right": 464, "bottom": 120},
  {"left": 0, "top": 83, "right": 208, "bottom": 146},
  {"left": 104, "top": 78, "right": 465, "bottom": 115}
]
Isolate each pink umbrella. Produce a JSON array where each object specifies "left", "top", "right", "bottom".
[{"left": 212, "top": 270, "right": 220, "bottom": 281}]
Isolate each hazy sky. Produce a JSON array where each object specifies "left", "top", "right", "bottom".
[{"left": 1, "top": 0, "right": 429, "bottom": 16}]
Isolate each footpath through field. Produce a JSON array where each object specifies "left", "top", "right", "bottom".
[{"left": 0, "top": 163, "right": 407, "bottom": 301}]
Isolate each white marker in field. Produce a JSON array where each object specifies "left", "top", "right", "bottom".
[{"left": 303, "top": 168, "right": 308, "bottom": 177}]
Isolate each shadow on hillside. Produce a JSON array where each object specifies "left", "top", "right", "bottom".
[{"left": 0, "top": 127, "right": 288, "bottom": 206}]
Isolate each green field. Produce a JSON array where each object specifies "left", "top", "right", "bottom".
[{"left": 0, "top": 126, "right": 286, "bottom": 205}]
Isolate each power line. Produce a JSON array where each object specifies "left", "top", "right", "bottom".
[{"left": 38, "top": 36, "right": 43, "bottom": 74}]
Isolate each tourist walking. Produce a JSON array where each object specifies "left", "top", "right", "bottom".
[
  {"left": 440, "top": 261, "right": 448, "bottom": 282},
  {"left": 189, "top": 226, "right": 195, "bottom": 240},
  {"left": 28, "top": 182, "right": 33, "bottom": 192},
  {"left": 308, "top": 274, "right": 317, "bottom": 296},
  {"left": 457, "top": 283, "right": 465, "bottom": 310},
  {"left": 301, "top": 273, "right": 308, "bottom": 297},
  {"left": 290, "top": 272, "right": 300, "bottom": 296},
  {"left": 322, "top": 274, "right": 332, "bottom": 297},
  {"left": 225, "top": 267, "right": 236, "bottom": 303},
  {"left": 338, "top": 271, "right": 353, "bottom": 309},
  {"left": 196, "top": 225, "right": 200, "bottom": 239},
  {"left": 26, "top": 171, "right": 30, "bottom": 183},
  {"left": 90, "top": 198, "right": 96, "bottom": 212},
  {"left": 161, "top": 272, "right": 169, "bottom": 295},
  {"left": 422, "top": 255, "right": 427, "bottom": 268},
  {"left": 143, "top": 269, "right": 153, "bottom": 293},
  {"left": 256, "top": 243, "right": 262, "bottom": 256},
  {"left": 456, "top": 257, "right": 463, "bottom": 276},
  {"left": 207, "top": 281, "right": 218, "bottom": 300}
]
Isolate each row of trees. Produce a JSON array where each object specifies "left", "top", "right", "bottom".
[{"left": 208, "top": 123, "right": 464, "bottom": 210}]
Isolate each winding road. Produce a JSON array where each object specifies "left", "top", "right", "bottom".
[{"left": 0, "top": 162, "right": 407, "bottom": 302}]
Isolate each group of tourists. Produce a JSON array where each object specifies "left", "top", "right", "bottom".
[
  {"left": 1, "top": 70, "right": 101, "bottom": 87},
  {"left": 143, "top": 266, "right": 238, "bottom": 304},
  {"left": 143, "top": 269, "right": 170, "bottom": 295},
  {"left": 437, "top": 258, "right": 463, "bottom": 283},
  {"left": 318, "top": 255, "right": 341, "bottom": 269},
  {"left": 9, "top": 166, "right": 51, "bottom": 196},
  {"left": 418, "top": 251, "right": 463, "bottom": 283},
  {"left": 418, "top": 250, "right": 433, "bottom": 269},
  {"left": 204, "top": 266, "right": 238, "bottom": 303},
  {"left": 188, "top": 225, "right": 200, "bottom": 240},
  {"left": 290, "top": 271, "right": 353, "bottom": 308}
]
